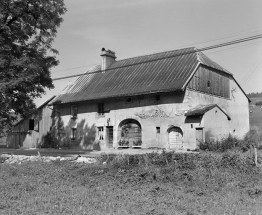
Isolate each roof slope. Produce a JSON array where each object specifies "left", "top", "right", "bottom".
[
  {"left": 53, "top": 47, "right": 231, "bottom": 104},
  {"left": 185, "top": 104, "right": 231, "bottom": 120}
]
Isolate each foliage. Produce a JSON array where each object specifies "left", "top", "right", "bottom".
[
  {"left": 243, "top": 127, "right": 262, "bottom": 148},
  {"left": 247, "top": 92, "right": 262, "bottom": 98},
  {"left": 0, "top": 0, "right": 67, "bottom": 137},
  {"left": 133, "top": 140, "right": 142, "bottom": 146},
  {"left": 118, "top": 139, "right": 129, "bottom": 147},
  {"left": 199, "top": 134, "right": 240, "bottom": 152},
  {"left": 255, "top": 101, "right": 262, "bottom": 106},
  {"left": 41, "top": 131, "right": 59, "bottom": 148},
  {"left": 199, "top": 131, "right": 262, "bottom": 152}
]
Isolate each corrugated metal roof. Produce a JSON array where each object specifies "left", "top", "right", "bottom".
[
  {"left": 52, "top": 47, "right": 233, "bottom": 104},
  {"left": 185, "top": 104, "right": 231, "bottom": 120}
]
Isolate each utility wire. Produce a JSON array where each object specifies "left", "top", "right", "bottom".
[
  {"left": 51, "top": 26, "right": 262, "bottom": 74},
  {"left": 1, "top": 33, "right": 262, "bottom": 85},
  {"left": 52, "top": 33, "right": 262, "bottom": 81}
]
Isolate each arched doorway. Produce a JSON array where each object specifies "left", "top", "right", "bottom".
[
  {"left": 168, "top": 126, "right": 183, "bottom": 149},
  {"left": 118, "top": 119, "right": 142, "bottom": 147}
]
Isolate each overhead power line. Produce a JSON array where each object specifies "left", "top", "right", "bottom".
[
  {"left": 52, "top": 33, "right": 262, "bottom": 81},
  {"left": 1, "top": 33, "right": 262, "bottom": 86}
]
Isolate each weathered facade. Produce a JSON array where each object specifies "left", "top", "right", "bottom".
[
  {"left": 50, "top": 48, "right": 250, "bottom": 150},
  {"left": 7, "top": 96, "right": 55, "bottom": 148}
]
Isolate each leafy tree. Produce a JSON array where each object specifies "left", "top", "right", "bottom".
[{"left": 0, "top": 0, "right": 66, "bottom": 136}]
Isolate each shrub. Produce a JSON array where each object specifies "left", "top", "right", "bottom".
[
  {"left": 199, "top": 134, "right": 239, "bottom": 152},
  {"left": 255, "top": 101, "right": 262, "bottom": 106},
  {"left": 242, "top": 128, "right": 262, "bottom": 148},
  {"left": 41, "top": 132, "right": 59, "bottom": 148}
]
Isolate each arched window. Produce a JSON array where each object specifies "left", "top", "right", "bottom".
[{"left": 118, "top": 119, "right": 142, "bottom": 147}]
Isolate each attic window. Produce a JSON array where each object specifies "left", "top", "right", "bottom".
[{"left": 207, "top": 81, "right": 210, "bottom": 88}]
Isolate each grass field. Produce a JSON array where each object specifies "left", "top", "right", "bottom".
[{"left": 1, "top": 151, "right": 262, "bottom": 215}]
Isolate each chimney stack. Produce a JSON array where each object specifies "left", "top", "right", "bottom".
[{"left": 100, "top": 48, "right": 116, "bottom": 72}]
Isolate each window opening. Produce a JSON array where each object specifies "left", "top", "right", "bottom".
[
  {"left": 156, "top": 127, "right": 160, "bottom": 134},
  {"left": 71, "top": 105, "right": 78, "bottom": 117},
  {"left": 98, "top": 127, "right": 104, "bottom": 140},
  {"left": 207, "top": 81, "right": 210, "bottom": 88},
  {"left": 71, "top": 128, "right": 77, "bottom": 140},
  {"left": 29, "top": 119, "right": 34, "bottom": 130},
  {"left": 98, "top": 103, "right": 104, "bottom": 116}
]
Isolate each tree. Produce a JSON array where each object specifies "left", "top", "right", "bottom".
[{"left": 0, "top": 0, "right": 66, "bottom": 136}]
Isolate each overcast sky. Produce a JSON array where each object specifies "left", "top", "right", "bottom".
[{"left": 35, "top": 0, "right": 262, "bottom": 107}]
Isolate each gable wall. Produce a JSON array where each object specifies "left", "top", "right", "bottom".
[
  {"left": 187, "top": 65, "right": 230, "bottom": 98},
  {"left": 6, "top": 104, "right": 53, "bottom": 148},
  {"left": 185, "top": 73, "right": 249, "bottom": 141}
]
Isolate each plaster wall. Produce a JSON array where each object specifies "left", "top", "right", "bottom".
[
  {"left": 57, "top": 92, "right": 197, "bottom": 150},
  {"left": 55, "top": 77, "right": 249, "bottom": 150},
  {"left": 185, "top": 76, "right": 249, "bottom": 140}
]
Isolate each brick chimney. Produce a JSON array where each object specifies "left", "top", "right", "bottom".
[{"left": 100, "top": 48, "right": 116, "bottom": 72}]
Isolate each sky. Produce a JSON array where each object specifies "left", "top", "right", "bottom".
[{"left": 35, "top": 0, "right": 262, "bottom": 107}]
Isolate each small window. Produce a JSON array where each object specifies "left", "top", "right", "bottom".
[
  {"left": 126, "top": 97, "right": 132, "bottom": 103},
  {"left": 155, "top": 95, "right": 160, "bottom": 101},
  {"left": 71, "top": 105, "right": 78, "bottom": 117},
  {"left": 207, "top": 81, "right": 210, "bottom": 88},
  {"left": 71, "top": 128, "right": 77, "bottom": 140},
  {"left": 98, "top": 127, "right": 104, "bottom": 140},
  {"left": 156, "top": 127, "right": 160, "bottom": 134},
  {"left": 29, "top": 119, "right": 34, "bottom": 130},
  {"left": 98, "top": 103, "right": 104, "bottom": 116}
]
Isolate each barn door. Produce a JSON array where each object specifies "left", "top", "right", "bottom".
[{"left": 168, "top": 127, "right": 183, "bottom": 149}]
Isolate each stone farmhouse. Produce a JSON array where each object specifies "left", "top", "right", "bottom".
[{"left": 48, "top": 47, "right": 250, "bottom": 151}]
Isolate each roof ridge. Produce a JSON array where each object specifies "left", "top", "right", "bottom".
[{"left": 115, "top": 46, "right": 196, "bottom": 63}]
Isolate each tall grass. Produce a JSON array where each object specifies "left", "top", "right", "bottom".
[
  {"left": 199, "top": 128, "right": 262, "bottom": 152},
  {"left": 0, "top": 150, "right": 262, "bottom": 214}
]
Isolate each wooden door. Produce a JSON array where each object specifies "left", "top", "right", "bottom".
[
  {"left": 196, "top": 128, "right": 203, "bottom": 148},
  {"left": 106, "top": 126, "right": 113, "bottom": 148},
  {"left": 168, "top": 127, "right": 183, "bottom": 149}
]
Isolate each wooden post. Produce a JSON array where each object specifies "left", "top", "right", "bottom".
[{"left": 254, "top": 147, "right": 258, "bottom": 167}]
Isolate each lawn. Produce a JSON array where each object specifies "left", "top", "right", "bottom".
[{"left": 1, "top": 151, "right": 262, "bottom": 215}]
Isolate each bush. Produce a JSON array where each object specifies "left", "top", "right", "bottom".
[
  {"left": 199, "top": 134, "right": 239, "bottom": 152},
  {"left": 255, "top": 101, "right": 262, "bottom": 106},
  {"left": 41, "top": 132, "right": 59, "bottom": 148}
]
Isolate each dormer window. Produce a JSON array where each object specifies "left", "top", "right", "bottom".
[{"left": 71, "top": 105, "right": 78, "bottom": 118}]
